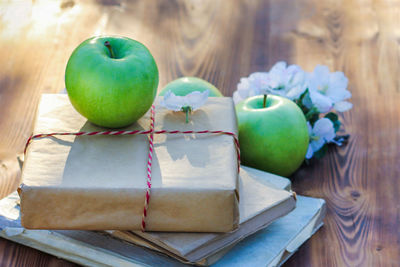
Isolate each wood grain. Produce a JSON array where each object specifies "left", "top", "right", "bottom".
[{"left": 0, "top": 0, "right": 399, "bottom": 266}]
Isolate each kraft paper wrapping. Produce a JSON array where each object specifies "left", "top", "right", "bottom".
[
  {"left": 0, "top": 191, "right": 323, "bottom": 267},
  {"left": 110, "top": 166, "right": 297, "bottom": 263},
  {"left": 19, "top": 94, "right": 239, "bottom": 232}
]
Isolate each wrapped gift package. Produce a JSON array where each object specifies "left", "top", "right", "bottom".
[
  {"left": 110, "top": 166, "right": 297, "bottom": 264},
  {"left": 18, "top": 94, "right": 239, "bottom": 232},
  {"left": 0, "top": 165, "right": 318, "bottom": 267}
]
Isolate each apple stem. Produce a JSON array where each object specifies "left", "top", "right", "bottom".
[
  {"left": 263, "top": 94, "right": 267, "bottom": 108},
  {"left": 182, "top": 106, "right": 191, "bottom": 123},
  {"left": 104, "top": 41, "right": 115, "bottom": 59}
]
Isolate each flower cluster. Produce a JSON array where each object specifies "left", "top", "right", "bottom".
[{"left": 233, "top": 62, "right": 352, "bottom": 160}]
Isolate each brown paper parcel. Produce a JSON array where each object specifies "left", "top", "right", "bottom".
[{"left": 19, "top": 94, "right": 239, "bottom": 232}]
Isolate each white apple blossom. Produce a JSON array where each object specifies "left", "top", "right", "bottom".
[
  {"left": 233, "top": 72, "right": 269, "bottom": 104},
  {"left": 160, "top": 90, "right": 209, "bottom": 111},
  {"left": 265, "top": 61, "right": 307, "bottom": 100},
  {"left": 232, "top": 61, "right": 307, "bottom": 105},
  {"left": 306, "top": 118, "right": 336, "bottom": 159},
  {"left": 305, "top": 65, "right": 352, "bottom": 113}
]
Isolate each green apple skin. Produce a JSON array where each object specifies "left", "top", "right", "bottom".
[
  {"left": 158, "top": 77, "right": 223, "bottom": 97},
  {"left": 236, "top": 95, "right": 309, "bottom": 177},
  {"left": 65, "top": 36, "right": 159, "bottom": 128}
]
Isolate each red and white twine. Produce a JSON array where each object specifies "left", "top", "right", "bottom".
[
  {"left": 24, "top": 105, "right": 240, "bottom": 231},
  {"left": 142, "top": 105, "right": 155, "bottom": 231}
]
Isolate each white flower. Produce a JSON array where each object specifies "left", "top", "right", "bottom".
[
  {"left": 306, "top": 118, "right": 336, "bottom": 159},
  {"left": 305, "top": 65, "right": 352, "bottom": 113},
  {"left": 160, "top": 90, "right": 209, "bottom": 111},
  {"left": 265, "top": 61, "right": 307, "bottom": 100},
  {"left": 232, "top": 61, "right": 307, "bottom": 105},
  {"left": 233, "top": 72, "right": 269, "bottom": 104}
]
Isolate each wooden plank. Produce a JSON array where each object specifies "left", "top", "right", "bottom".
[
  {"left": 287, "top": 0, "right": 400, "bottom": 266},
  {"left": 0, "top": 238, "right": 78, "bottom": 267},
  {"left": 0, "top": 0, "right": 399, "bottom": 266}
]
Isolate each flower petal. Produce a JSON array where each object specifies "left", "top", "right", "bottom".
[
  {"left": 313, "top": 118, "right": 336, "bottom": 142},
  {"left": 326, "top": 88, "right": 352, "bottom": 103},
  {"left": 267, "top": 62, "right": 289, "bottom": 89},
  {"left": 334, "top": 101, "right": 353, "bottom": 112},
  {"left": 325, "top": 72, "right": 350, "bottom": 102},
  {"left": 266, "top": 73, "right": 281, "bottom": 89},
  {"left": 286, "top": 84, "right": 306, "bottom": 100},
  {"left": 268, "top": 88, "right": 287, "bottom": 97},
  {"left": 313, "top": 65, "right": 331, "bottom": 82},
  {"left": 161, "top": 90, "right": 209, "bottom": 111},
  {"left": 329, "top": 71, "right": 348, "bottom": 90},
  {"left": 305, "top": 144, "right": 314, "bottom": 159},
  {"left": 310, "top": 139, "right": 325, "bottom": 154},
  {"left": 270, "top": 61, "right": 287, "bottom": 73},
  {"left": 307, "top": 65, "right": 331, "bottom": 95},
  {"left": 309, "top": 90, "right": 333, "bottom": 113},
  {"left": 237, "top": 77, "right": 250, "bottom": 92},
  {"left": 233, "top": 91, "right": 245, "bottom": 105},
  {"left": 286, "top": 64, "right": 302, "bottom": 75},
  {"left": 186, "top": 90, "right": 209, "bottom": 110},
  {"left": 161, "top": 91, "right": 184, "bottom": 111},
  {"left": 248, "top": 72, "right": 269, "bottom": 92},
  {"left": 290, "top": 68, "right": 306, "bottom": 87}
]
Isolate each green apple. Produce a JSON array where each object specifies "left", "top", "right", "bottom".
[
  {"left": 158, "top": 77, "right": 223, "bottom": 96},
  {"left": 65, "top": 36, "right": 159, "bottom": 128},
  {"left": 236, "top": 95, "right": 309, "bottom": 177}
]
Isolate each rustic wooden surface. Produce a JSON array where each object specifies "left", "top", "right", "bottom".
[{"left": 0, "top": 0, "right": 399, "bottom": 266}]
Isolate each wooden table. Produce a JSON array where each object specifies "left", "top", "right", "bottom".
[{"left": 0, "top": 0, "right": 399, "bottom": 266}]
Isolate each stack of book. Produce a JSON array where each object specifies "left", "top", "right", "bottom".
[
  {"left": 0, "top": 164, "right": 325, "bottom": 266},
  {"left": 0, "top": 94, "right": 326, "bottom": 266}
]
